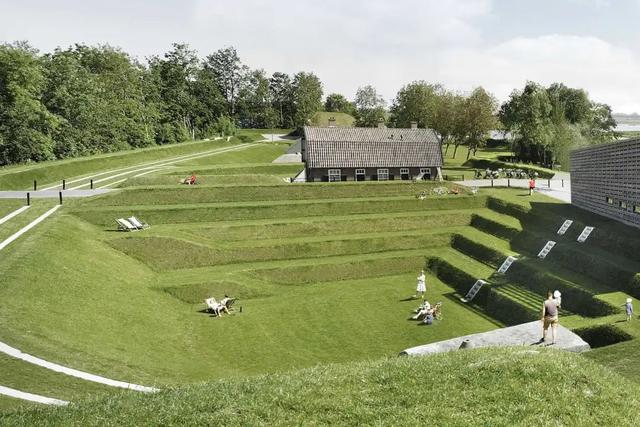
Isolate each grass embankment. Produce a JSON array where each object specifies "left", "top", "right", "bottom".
[
  {"left": 3, "top": 348, "right": 639, "bottom": 426},
  {"left": 309, "top": 111, "right": 355, "bottom": 127}
]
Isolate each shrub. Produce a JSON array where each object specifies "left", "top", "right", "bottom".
[
  {"left": 463, "top": 158, "right": 555, "bottom": 179},
  {"left": 485, "top": 288, "right": 538, "bottom": 325},
  {"left": 573, "top": 324, "right": 633, "bottom": 348},
  {"left": 451, "top": 234, "right": 507, "bottom": 267},
  {"left": 470, "top": 214, "right": 519, "bottom": 240}
]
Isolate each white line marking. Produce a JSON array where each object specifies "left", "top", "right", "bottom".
[
  {"left": 0, "top": 385, "right": 69, "bottom": 406},
  {"left": 132, "top": 168, "right": 167, "bottom": 178},
  {"left": 0, "top": 341, "right": 158, "bottom": 393},
  {"left": 97, "top": 179, "right": 127, "bottom": 189},
  {"left": 0, "top": 206, "right": 30, "bottom": 225},
  {"left": 0, "top": 205, "right": 61, "bottom": 252},
  {"left": 42, "top": 143, "right": 259, "bottom": 191}
]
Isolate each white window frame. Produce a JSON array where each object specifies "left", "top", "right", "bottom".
[
  {"left": 377, "top": 168, "right": 389, "bottom": 181},
  {"left": 356, "top": 168, "right": 365, "bottom": 176},
  {"left": 420, "top": 168, "right": 431, "bottom": 179},
  {"left": 400, "top": 168, "right": 410, "bottom": 175},
  {"left": 328, "top": 169, "right": 341, "bottom": 182}
]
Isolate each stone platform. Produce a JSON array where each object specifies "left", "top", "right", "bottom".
[{"left": 400, "top": 321, "right": 590, "bottom": 356}]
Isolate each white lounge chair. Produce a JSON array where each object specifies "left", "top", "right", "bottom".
[
  {"left": 116, "top": 218, "right": 138, "bottom": 232},
  {"left": 205, "top": 298, "right": 223, "bottom": 316},
  {"left": 128, "top": 216, "right": 150, "bottom": 230}
]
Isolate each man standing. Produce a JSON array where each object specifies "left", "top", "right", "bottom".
[
  {"left": 539, "top": 291, "right": 559, "bottom": 345},
  {"left": 528, "top": 178, "right": 536, "bottom": 196}
]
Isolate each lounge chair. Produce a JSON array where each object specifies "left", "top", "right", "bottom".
[
  {"left": 116, "top": 218, "right": 138, "bottom": 232},
  {"left": 128, "top": 216, "right": 150, "bottom": 230},
  {"left": 205, "top": 298, "right": 222, "bottom": 316},
  {"left": 223, "top": 298, "right": 236, "bottom": 312}
]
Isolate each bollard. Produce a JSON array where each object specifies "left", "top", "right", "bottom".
[
  {"left": 491, "top": 179, "right": 494, "bottom": 188},
  {"left": 562, "top": 179, "right": 564, "bottom": 188},
  {"left": 240, "top": 306, "right": 243, "bottom": 313},
  {"left": 33, "top": 180, "right": 37, "bottom": 191},
  {"left": 459, "top": 339, "right": 473, "bottom": 350},
  {"left": 59, "top": 191, "right": 63, "bottom": 205},
  {"left": 508, "top": 178, "right": 510, "bottom": 188},
  {"left": 62, "top": 179, "right": 66, "bottom": 190},
  {"left": 27, "top": 192, "right": 30, "bottom": 206},
  {"left": 548, "top": 178, "right": 551, "bottom": 188},
  {"left": 90, "top": 179, "right": 93, "bottom": 190}
]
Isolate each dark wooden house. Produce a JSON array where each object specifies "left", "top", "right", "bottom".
[{"left": 301, "top": 125, "right": 444, "bottom": 182}]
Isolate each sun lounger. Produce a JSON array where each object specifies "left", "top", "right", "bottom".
[
  {"left": 116, "top": 218, "right": 138, "bottom": 232},
  {"left": 128, "top": 216, "right": 150, "bottom": 230}
]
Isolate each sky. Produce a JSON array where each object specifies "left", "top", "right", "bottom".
[{"left": 2, "top": 0, "right": 640, "bottom": 113}]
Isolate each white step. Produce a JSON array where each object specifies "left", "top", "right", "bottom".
[
  {"left": 577, "top": 226, "right": 595, "bottom": 243},
  {"left": 557, "top": 219, "right": 573, "bottom": 235},
  {"left": 496, "top": 256, "right": 517, "bottom": 274},
  {"left": 461, "top": 279, "right": 488, "bottom": 303},
  {"left": 537, "top": 241, "right": 556, "bottom": 259}
]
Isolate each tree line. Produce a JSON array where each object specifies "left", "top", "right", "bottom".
[
  {"left": 0, "top": 42, "right": 323, "bottom": 165},
  {"left": 0, "top": 41, "right": 617, "bottom": 168}
]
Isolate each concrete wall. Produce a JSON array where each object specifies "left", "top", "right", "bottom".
[
  {"left": 305, "top": 167, "right": 437, "bottom": 182},
  {"left": 570, "top": 139, "right": 640, "bottom": 228}
]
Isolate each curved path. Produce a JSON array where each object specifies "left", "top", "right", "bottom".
[
  {"left": 0, "top": 342, "right": 158, "bottom": 393},
  {"left": 0, "top": 385, "right": 69, "bottom": 406}
]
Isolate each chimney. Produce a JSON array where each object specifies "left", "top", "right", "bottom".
[
  {"left": 328, "top": 116, "right": 336, "bottom": 127},
  {"left": 410, "top": 121, "right": 418, "bottom": 129},
  {"left": 377, "top": 118, "right": 385, "bottom": 129}
]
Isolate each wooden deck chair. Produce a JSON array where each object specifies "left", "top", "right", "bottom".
[
  {"left": 116, "top": 218, "right": 138, "bottom": 232},
  {"left": 128, "top": 216, "right": 150, "bottom": 230},
  {"left": 224, "top": 298, "right": 237, "bottom": 312},
  {"left": 205, "top": 298, "right": 222, "bottom": 316},
  {"left": 432, "top": 302, "right": 443, "bottom": 320}
]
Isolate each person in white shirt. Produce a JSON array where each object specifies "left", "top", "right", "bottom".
[{"left": 414, "top": 270, "right": 426, "bottom": 299}]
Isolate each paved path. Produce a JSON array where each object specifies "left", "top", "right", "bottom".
[
  {"left": 400, "top": 321, "right": 589, "bottom": 356},
  {"left": 459, "top": 178, "right": 572, "bottom": 203},
  {"left": 0, "top": 189, "right": 113, "bottom": 199},
  {"left": 0, "top": 341, "right": 158, "bottom": 393},
  {"left": 0, "top": 385, "right": 69, "bottom": 406}
]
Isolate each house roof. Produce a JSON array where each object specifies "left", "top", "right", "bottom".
[{"left": 303, "top": 126, "right": 443, "bottom": 168}]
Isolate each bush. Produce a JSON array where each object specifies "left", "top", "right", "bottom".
[
  {"left": 573, "top": 324, "right": 633, "bottom": 348},
  {"left": 485, "top": 288, "right": 538, "bottom": 325},
  {"left": 451, "top": 234, "right": 506, "bottom": 267},
  {"left": 425, "top": 257, "right": 490, "bottom": 303},
  {"left": 470, "top": 214, "right": 520, "bottom": 240}
]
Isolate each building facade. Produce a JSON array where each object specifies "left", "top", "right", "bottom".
[
  {"left": 302, "top": 126, "right": 444, "bottom": 182},
  {"left": 570, "top": 138, "right": 640, "bottom": 228}
]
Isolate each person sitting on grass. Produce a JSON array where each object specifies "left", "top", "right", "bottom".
[
  {"left": 181, "top": 173, "right": 197, "bottom": 185},
  {"left": 412, "top": 301, "right": 432, "bottom": 320}
]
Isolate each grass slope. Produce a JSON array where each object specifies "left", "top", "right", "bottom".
[
  {"left": 310, "top": 111, "right": 355, "bottom": 127},
  {"left": 3, "top": 348, "right": 639, "bottom": 426}
]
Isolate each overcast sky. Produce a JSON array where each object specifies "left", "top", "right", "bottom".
[{"left": 2, "top": 0, "right": 640, "bottom": 113}]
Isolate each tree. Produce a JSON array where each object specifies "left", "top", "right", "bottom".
[
  {"left": 390, "top": 81, "right": 440, "bottom": 128},
  {"left": 236, "top": 69, "right": 278, "bottom": 128},
  {"left": 291, "top": 72, "right": 323, "bottom": 128},
  {"left": 431, "top": 89, "right": 458, "bottom": 155},
  {"left": 324, "top": 93, "right": 354, "bottom": 115},
  {"left": 269, "top": 72, "right": 294, "bottom": 128},
  {"left": 0, "top": 42, "right": 57, "bottom": 165},
  {"left": 464, "top": 87, "right": 498, "bottom": 159},
  {"left": 354, "top": 85, "right": 386, "bottom": 127},
  {"left": 204, "top": 46, "right": 248, "bottom": 117}
]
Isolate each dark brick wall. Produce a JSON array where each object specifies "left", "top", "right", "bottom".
[{"left": 570, "top": 139, "right": 640, "bottom": 228}]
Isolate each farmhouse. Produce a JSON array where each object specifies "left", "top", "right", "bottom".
[
  {"left": 571, "top": 138, "right": 640, "bottom": 228},
  {"left": 301, "top": 123, "right": 444, "bottom": 182}
]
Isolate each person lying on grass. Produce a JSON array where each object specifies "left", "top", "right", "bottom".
[
  {"left": 180, "top": 173, "right": 197, "bottom": 185},
  {"left": 412, "top": 301, "right": 432, "bottom": 320}
]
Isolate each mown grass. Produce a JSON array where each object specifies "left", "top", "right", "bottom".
[
  {"left": 175, "top": 142, "right": 292, "bottom": 166},
  {"left": 5, "top": 348, "right": 639, "bottom": 426},
  {"left": 0, "top": 200, "right": 25, "bottom": 218},
  {"left": 119, "top": 174, "right": 288, "bottom": 188},
  {"left": 310, "top": 111, "right": 355, "bottom": 127}
]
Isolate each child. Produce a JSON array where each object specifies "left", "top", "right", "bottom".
[
  {"left": 625, "top": 298, "right": 633, "bottom": 321},
  {"left": 414, "top": 270, "right": 426, "bottom": 299}
]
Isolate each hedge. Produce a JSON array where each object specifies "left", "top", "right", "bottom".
[
  {"left": 451, "top": 234, "right": 506, "bottom": 268},
  {"left": 484, "top": 289, "right": 538, "bottom": 325},
  {"left": 470, "top": 214, "right": 520, "bottom": 241}
]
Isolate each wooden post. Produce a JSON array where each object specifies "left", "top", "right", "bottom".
[
  {"left": 90, "top": 179, "right": 93, "bottom": 190},
  {"left": 62, "top": 179, "right": 66, "bottom": 190},
  {"left": 562, "top": 179, "right": 564, "bottom": 188},
  {"left": 26, "top": 192, "right": 30, "bottom": 206},
  {"left": 33, "top": 180, "right": 37, "bottom": 191},
  {"left": 508, "top": 178, "right": 510, "bottom": 187},
  {"left": 59, "top": 191, "right": 63, "bottom": 205},
  {"left": 491, "top": 179, "right": 494, "bottom": 187},
  {"left": 548, "top": 178, "right": 551, "bottom": 188}
]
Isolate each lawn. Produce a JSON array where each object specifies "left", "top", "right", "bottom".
[{"left": 2, "top": 133, "right": 640, "bottom": 415}]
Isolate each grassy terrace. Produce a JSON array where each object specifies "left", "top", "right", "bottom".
[{"left": 2, "top": 136, "right": 640, "bottom": 418}]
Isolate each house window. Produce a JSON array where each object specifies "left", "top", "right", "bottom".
[
  {"left": 420, "top": 168, "right": 431, "bottom": 180},
  {"left": 355, "top": 169, "right": 365, "bottom": 181},
  {"left": 634, "top": 205, "right": 640, "bottom": 214},
  {"left": 606, "top": 197, "right": 614, "bottom": 205},
  {"left": 377, "top": 168, "right": 389, "bottom": 181},
  {"left": 620, "top": 201, "right": 628, "bottom": 209},
  {"left": 400, "top": 168, "right": 409, "bottom": 175},
  {"left": 328, "top": 169, "right": 341, "bottom": 182}
]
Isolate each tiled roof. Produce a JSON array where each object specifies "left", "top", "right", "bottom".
[{"left": 303, "top": 126, "right": 443, "bottom": 168}]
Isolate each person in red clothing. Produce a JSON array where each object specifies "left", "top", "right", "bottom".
[
  {"left": 528, "top": 178, "right": 535, "bottom": 196},
  {"left": 189, "top": 173, "right": 197, "bottom": 185}
]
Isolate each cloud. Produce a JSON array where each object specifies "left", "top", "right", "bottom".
[{"left": 438, "top": 35, "right": 640, "bottom": 113}]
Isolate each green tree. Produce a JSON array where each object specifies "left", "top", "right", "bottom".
[
  {"left": 204, "top": 46, "right": 248, "bottom": 118},
  {"left": 237, "top": 69, "right": 278, "bottom": 128},
  {"left": 0, "top": 42, "right": 57, "bottom": 165},
  {"left": 464, "top": 87, "right": 499, "bottom": 159},
  {"left": 390, "top": 81, "right": 440, "bottom": 128},
  {"left": 291, "top": 72, "right": 323, "bottom": 128},
  {"left": 354, "top": 85, "right": 386, "bottom": 127},
  {"left": 324, "top": 93, "right": 354, "bottom": 115}
]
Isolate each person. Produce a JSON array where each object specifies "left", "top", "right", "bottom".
[
  {"left": 539, "top": 291, "right": 559, "bottom": 345},
  {"left": 414, "top": 270, "right": 426, "bottom": 299},
  {"left": 412, "top": 301, "right": 431, "bottom": 320},
  {"left": 624, "top": 298, "right": 633, "bottom": 321},
  {"left": 219, "top": 294, "right": 232, "bottom": 315},
  {"left": 181, "top": 173, "right": 197, "bottom": 185},
  {"left": 528, "top": 178, "right": 536, "bottom": 196}
]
